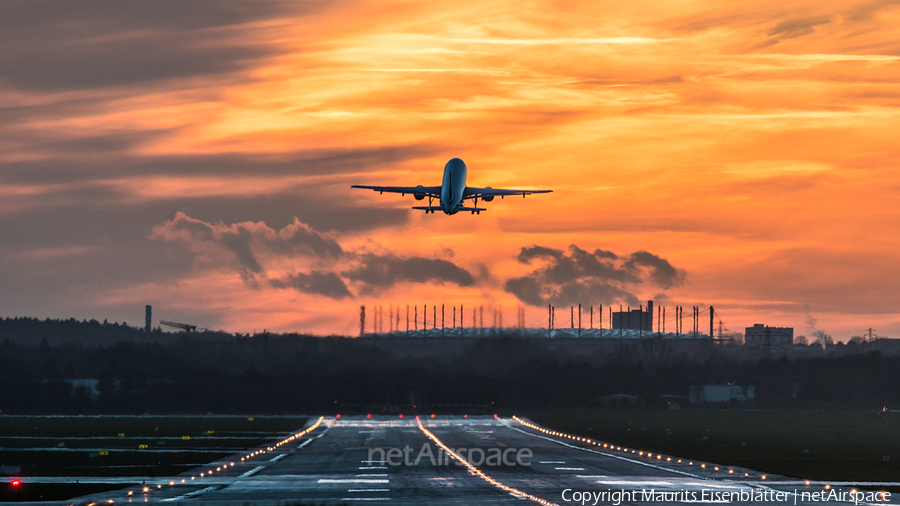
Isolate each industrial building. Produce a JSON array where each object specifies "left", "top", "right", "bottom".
[
  {"left": 612, "top": 301, "right": 654, "bottom": 331},
  {"left": 744, "top": 324, "right": 793, "bottom": 347},
  {"left": 689, "top": 384, "right": 755, "bottom": 404}
]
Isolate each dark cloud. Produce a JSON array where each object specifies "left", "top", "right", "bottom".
[
  {"left": 345, "top": 254, "right": 475, "bottom": 288},
  {"left": 0, "top": 0, "right": 318, "bottom": 91},
  {"left": 151, "top": 213, "right": 475, "bottom": 299},
  {"left": 767, "top": 16, "right": 831, "bottom": 40},
  {"left": 270, "top": 271, "right": 353, "bottom": 299},
  {"left": 623, "top": 251, "right": 687, "bottom": 289},
  {"left": 504, "top": 245, "right": 686, "bottom": 307},
  {"left": 845, "top": 0, "right": 900, "bottom": 22},
  {"left": 154, "top": 212, "right": 344, "bottom": 274},
  {"left": 1, "top": 144, "right": 441, "bottom": 185}
]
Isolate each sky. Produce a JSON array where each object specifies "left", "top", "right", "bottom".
[{"left": 2, "top": 0, "right": 899, "bottom": 340}]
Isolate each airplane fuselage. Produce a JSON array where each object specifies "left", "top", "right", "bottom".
[{"left": 440, "top": 158, "right": 468, "bottom": 215}]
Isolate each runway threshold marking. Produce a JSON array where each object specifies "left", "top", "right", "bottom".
[{"left": 416, "top": 416, "right": 559, "bottom": 506}]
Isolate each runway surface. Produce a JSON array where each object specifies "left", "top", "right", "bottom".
[{"left": 59, "top": 415, "right": 895, "bottom": 505}]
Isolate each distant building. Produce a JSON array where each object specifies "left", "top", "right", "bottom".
[
  {"left": 612, "top": 301, "right": 654, "bottom": 331},
  {"left": 689, "top": 384, "right": 755, "bottom": 404},
  {"left": 744, "top": 324, "right": 793, "bottom": 347}
]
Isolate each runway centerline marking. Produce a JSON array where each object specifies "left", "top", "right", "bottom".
[{"left": 318, "top": 479, "right": 390, "bottom": 484}]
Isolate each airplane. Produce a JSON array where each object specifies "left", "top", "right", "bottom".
[{"left": 351, "top": 158, "right": 552, "bottom": 215}]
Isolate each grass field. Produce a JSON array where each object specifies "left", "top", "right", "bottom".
[
  {"left": 0, "top": 415, "right": 309, "bottom": 502},
  {"left": 522, "top": 409, "right": 900, "bottom": 483}
]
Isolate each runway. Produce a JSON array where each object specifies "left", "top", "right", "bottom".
[{"left": 61, "top": 415, "right": 892, "bottom": 505}]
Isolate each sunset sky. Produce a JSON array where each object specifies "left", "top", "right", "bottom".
[{"left": 2, "top": 0, "right": 899, "bottom": 340}]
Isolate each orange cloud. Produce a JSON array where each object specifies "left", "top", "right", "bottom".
[{"left": 2, "top": 0, "right": 899, "bottom": 339}]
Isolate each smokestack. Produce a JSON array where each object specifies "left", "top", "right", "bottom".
[
  {"left": 710, "top": 306, "right": 714, "bottom": 340},
  {"left": 359, "top": 305, "right": 366, "bottom": 337},
  {"left": 145, "top": 305, "right": 152, "bottom": 333},
  {"left": 647, "top": 300, "right": 653, "bottom": 333}
]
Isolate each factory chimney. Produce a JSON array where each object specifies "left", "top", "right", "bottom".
[
  {"left": 359, "top": 305, "right": 366, "bottom": 337},
  {"left": 145, "top": 305, "right": 152, "bottom": 333}
]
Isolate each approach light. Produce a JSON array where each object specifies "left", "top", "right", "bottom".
[{"left": 11, "top": 479, "right": 20, "bottom": 487}]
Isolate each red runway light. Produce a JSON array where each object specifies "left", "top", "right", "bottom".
[
  {"left": 399, "top": 414, "right": 403, "bottom": 418},
  {"left": 336, "top": 414, "right": 341, "bottom": 418},
  {"left": 367, "top": 414, "right": 371, "bottom": 418},
  {"left": 11, "top": 479, "right": 20, "bottom": 487}
]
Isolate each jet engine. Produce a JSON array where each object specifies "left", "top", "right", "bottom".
[
  {"left": 413, "top": 185, "right": 426, "bottom": 200},
  {"left": 482, "top": 187, "right": 494, "bottom": 202}
]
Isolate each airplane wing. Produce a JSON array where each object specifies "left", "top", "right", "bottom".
[
  {"left": 463, "top": 187, "right": 553, "bottom": 200},
  {"left": 351, "top": 185, "right": 442, "bottom": 197}
]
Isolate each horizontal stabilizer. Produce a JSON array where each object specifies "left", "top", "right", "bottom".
[{"left": 411, "top": 206, "right": 443, "bottom": 211}]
